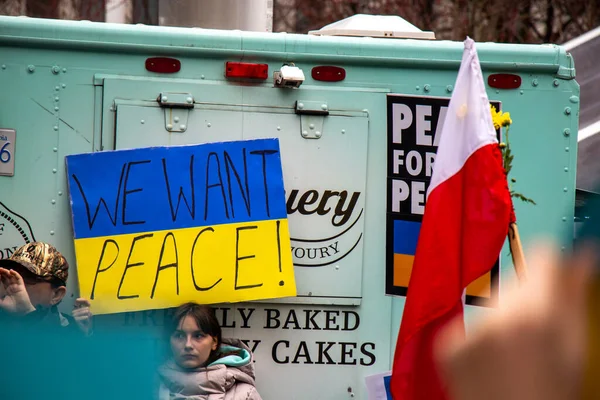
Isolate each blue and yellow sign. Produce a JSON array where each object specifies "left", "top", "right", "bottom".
[{"left": 66, "top": 139, "right": 296, "bottom": 314}]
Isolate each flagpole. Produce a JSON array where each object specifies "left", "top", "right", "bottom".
[{"left": 508, "top": 223, "right": 528, "bottom": 282}]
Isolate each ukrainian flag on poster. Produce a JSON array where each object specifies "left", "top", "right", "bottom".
[
  {"left": 391, "top": 219, "right": 496, "bottom": 304},
  {"left": 392, "top": 220, "right": 421, "bottom": 289},
  {"left": 65, "top": 139, "right": 296, "bottom": 315}
]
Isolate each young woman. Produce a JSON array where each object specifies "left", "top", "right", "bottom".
[{"left": 158, "top": 302, "right": 262, "bottom": 400}]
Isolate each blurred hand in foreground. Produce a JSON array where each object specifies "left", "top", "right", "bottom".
[{"left": 436, "top": 242, "right": 596, "bottom": 400}]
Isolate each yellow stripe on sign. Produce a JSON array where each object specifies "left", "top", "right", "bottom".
[
  {"left": 393, "top": 253, "right": 414, "bottom": 288},
  {"left": 74, "top": 219, "right": 295, "bottom": 315},
  {"left": 393, "top": 253, "right": 491, "bottom": 299},
  {"left": 466, "top": 272, "right": 491, "bottom": 298}
]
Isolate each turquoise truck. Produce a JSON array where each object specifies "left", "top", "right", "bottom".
[{"left": 0, "top": 14, "right": 579, "bottom": 399}]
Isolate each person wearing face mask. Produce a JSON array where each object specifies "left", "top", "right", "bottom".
[
  {"left": 0, "top": 241, "right": 93, "bottom": 335},
  {"left": 158, "top": 302, "right": 262, "bottom": 400}
]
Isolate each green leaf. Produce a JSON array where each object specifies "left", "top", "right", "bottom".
[
  {"left": 511, "top": 192, "right": 536, "bottom": 205},
  {"left": 498, "top": 120, "right": 536, "bottom": 208}
]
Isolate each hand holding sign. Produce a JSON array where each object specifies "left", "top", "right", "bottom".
[
  {"left": 66, "top": 139, "right": 296, "bottom": 314},
  {"left": 73, "top": 297, "right": 93, "bottom": 335}
]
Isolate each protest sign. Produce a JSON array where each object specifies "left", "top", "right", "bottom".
[
  {"left": 385, "top": 95, "right": 500, "bottom": 306},
  {"left": 66, "top": 138, "right": 296, "bottom": 314}
]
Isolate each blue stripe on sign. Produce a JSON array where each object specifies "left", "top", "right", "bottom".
[
  {"left": 383, "top": 375, "right": 392, "bottom": 400},
  {"left": 66, "top": 138, "right": 287, "bottom": 239},
  {"left": 393, "top": 219, "right": 421, "bottom": 255}
]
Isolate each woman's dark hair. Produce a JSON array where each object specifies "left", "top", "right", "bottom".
[{"left": 167, "top": 303, "right": 222, "bottom": 365}]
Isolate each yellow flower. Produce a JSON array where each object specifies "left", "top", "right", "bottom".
[
  {"left": 490, "top": 105, "right": 501, "bottom": 129},
  {"left": 500, "top": 112, "right": 512, "bottom": 127},
  {"left": 489, "top": 105, "right": 512, "bottom": 129}
]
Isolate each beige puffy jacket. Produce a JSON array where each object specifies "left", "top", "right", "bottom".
[{"left": 158, "top": 338, "right": 262, "bottom": 400}]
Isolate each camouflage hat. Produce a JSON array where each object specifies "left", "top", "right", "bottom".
[{"left": 0, "top": 242, "right": 68, "bottom": 285}]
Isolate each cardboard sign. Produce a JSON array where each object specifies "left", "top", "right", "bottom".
[
  {"left": 385, "top": 95, "right": 500, "bottom": 306},
  {"left": 66, "top": 139, "right": 296, "bottom": 314}
]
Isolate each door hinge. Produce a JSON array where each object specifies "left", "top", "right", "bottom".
[
  {"left": 157, "top": 92, "right": 194, "bottom": 133},
  {"left": 295, "top": 101, "right": 328, "bottom": 139}
]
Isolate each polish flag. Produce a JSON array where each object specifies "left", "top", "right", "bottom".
[{"left": 390, "top": 37, "right": 514, "bottom": 399}]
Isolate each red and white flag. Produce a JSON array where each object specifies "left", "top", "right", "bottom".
[{"left": 390, "top": 37, "right": 514, "bottom": 399}]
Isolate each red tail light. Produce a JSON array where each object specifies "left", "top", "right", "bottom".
[
  {"left": 225, "top": 62, "right": 268, "bottom": 80},
  {"left": 145, "top": 57, "right": 181, "bottom": 74},
  {"left": 488, "top": 73, "right": 521, "bottom": 89},
  {"left": 312, "top": 66, "right": 346, "bottom": 82}
]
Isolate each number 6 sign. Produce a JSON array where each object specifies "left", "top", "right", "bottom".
[
  {"left": 1, "top": 142, "right": 11, "bottom": 163},
  {"left": 0, "top": 129, "right": 15, "bottom": 177}
]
